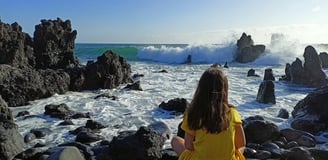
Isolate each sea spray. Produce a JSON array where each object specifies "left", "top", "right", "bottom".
[{"left": 137, "top": 43, "right": 237, "bottom": 64}]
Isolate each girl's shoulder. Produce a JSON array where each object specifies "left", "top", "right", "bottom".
[{"left": 228, "top": 105, "right": 242, "bottom": 124}]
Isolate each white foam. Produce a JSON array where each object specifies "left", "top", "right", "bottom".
[{"left": 12, "top": 62, "right": 319, "bottom": 150}]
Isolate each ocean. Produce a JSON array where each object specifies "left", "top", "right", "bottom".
[{"left": 12, "top": 42, "right": 328, "bottom": 150}]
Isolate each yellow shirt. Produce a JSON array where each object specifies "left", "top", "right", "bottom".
[{"left": 179, "top": 108, "right": 242, "bottom": 160}]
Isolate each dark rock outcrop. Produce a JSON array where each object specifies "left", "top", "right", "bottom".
[
  {"left": 33, "top": 18, "right": 79, "bottom": 69},
  {"left": 108, "top": 125, "right": 167, "bottom": 160},
  {"left": 0, "top": 18, "right": 132, "bottom": 107},
  {"left": 247, "top": 69, "right": 260, "bottom": 77},
  {"left": 83, "top": 50, "right": 132, "bottom": 90},
  {"left": 291, "top": 85, "right": 328, "bottom": 134},
  {"left": 263, "top": 68, "right": 275, "bottom": 81},
  {"left": 0, "top": 96, "right": 24, "bottom": 160},
  {"left": 243, "top": 117, "right": 280, "bottom": 144},
  {"left": 282, "top": 46, "right": 328, "bottom": 87},
  {"left": 0, "top": 65, "right": 70, "bottom": 107},
  {"left": 235, "top": 33, "right": 265, "bottom": 63},
  {"left": 277, "top": 108, "right": 289, "bottom": 119},
  {"left": 159, "top": 98, "right": 189, "bottom": 113},
  {"left": 256, "top": 80, "right": 276, "bottom": 104},
  {"left": 0, "top": 20, "right": 35, "bottom": 68},
  {"left": 319, "top": 52, "right": 328, "bottom": 68}
]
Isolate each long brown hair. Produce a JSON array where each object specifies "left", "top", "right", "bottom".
[{"left": 187, "top": 67, "right": 231, "bottom": 134}]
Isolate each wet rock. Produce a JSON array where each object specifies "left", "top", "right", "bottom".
[
  {"left": 16, "top": 111, "right": 30, "bottom": 118},
  {"left": 108, "top": 126, "right": 166, "bottom": 160},
  {"left": 30, "top": 128, "right": 52, "bottom": 138},
  {"left": 14, "top": 147, "right": 44, "bottom": 160},
  {"left": 24, "top": 133, "right": 36, "bottom": 143},
  {"left": 277, "top": 108, "right": 289, "bottom": 119},
  {"left": 255, "top": 150, "right": 271, "bottom": 159},
  {"left": 284, "top": 147, "right": 314, "bottom": 160},
  {"left": 280, "top": 128, "right": 316, "bottom": 147},
  {"left": 285, "top": 141, "right": 299, "bottom": 149},
  {"left": 85, "top": 119, "right": 106, "bottom": 130},
  {"left": 243, "top": 119, "right": 280, "bottom": 144},
  {"left": 83, "top": 50, "right": 132, "bottom": 90},
  {"left": 44, "top": 103, "right": 72, "bottom": 119},
  {"left": 235, "top": 33, "right": 265, "bottom": 63},
  {"left": 247, "top": 69, "right": 260, "bottom": 77},
  {"left": 123, "top": 81, "right": 143, "bottom": 91},
  {"left": 263, "top": 68, "right": 275, "bottom": 81},
  {"left": 58, "top": 119, "right": 74, "bottom": 126},
  {"left": 309, "top": 148, "right": 328, "bottom": 160},
  {"left": 256, "top": 80, "right": 276, "bottom": 104},
  {"left": 94, "top": 93, "right": 118, "bottom": 100},
  {"left": 0, "top": 96, "right": 24, "bottom": 159},
  {"left": 75, "top": 131, "right": 105, "bottom": 144},
  {"left": 159, "top": 98, "right": 189, "bottom": 113}
]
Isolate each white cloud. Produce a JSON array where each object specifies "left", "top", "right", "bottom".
[{"left": 312, "top": 6, "right": 321, "bottom": 12}]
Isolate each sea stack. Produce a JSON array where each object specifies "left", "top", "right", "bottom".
[{"left": 235, "top": 32, "right": 266, "bottom": 63}]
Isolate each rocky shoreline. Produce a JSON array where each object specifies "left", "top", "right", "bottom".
[{"left": 1, "top": 18, "right": 328, "bottom": 159}]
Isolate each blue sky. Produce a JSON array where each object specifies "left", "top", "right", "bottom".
[{"left": 1, "top": 0, "right": 327, "bottom": 44}]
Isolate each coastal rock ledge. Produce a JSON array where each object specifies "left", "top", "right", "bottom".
[{"left": 0, "top": 18, "right": 132, "bottom": 107}]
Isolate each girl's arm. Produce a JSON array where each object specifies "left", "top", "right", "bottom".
[
  {"left": 235, "top": 125, "right": 246, "bottom": 152},
  {"left": 184, "top": 132, "right": 195, "bottom": 151}
]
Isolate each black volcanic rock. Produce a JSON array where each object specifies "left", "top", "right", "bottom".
[
  {"left": 0, "top": 65, "right": 70, "bottom": 106},
  {"left": 84, "top": 50, "right": 132, "bottom": 90},
  {"left": 33, "top": 18, "right": 79, "bottom": 69},
  {"left": 235, "top": 33, "right": 266, "bottom": 63},
  {"left": 282, "top": 46, "right": 328, "bottom": 88},
  {"left": 0, "top": 20, "right": 35, "bottom": 68},
  {"left": 0, "top": 18, "right": 133, "bottom": 106},
  {"left": 291, "top": 85, "right": 328, "bottom": 134},
  {"left": 256, "top": 80, "right": 276, "bottom": 104},
  {"left": 0, "top": 96, "right": 24, "bottom": 159}
]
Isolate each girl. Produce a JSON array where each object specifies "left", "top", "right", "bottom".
[{"left": 171, "top": 67, "right": 246, "bottom": 160}]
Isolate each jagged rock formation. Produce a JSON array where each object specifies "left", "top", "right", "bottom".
[
  {"left": 0, "top": 18, "right": 132, "bottom": 107},
  {"left": 235, "top": 32, "right": 266, "bottom": 63},
  {"left": 0, "top": 20, "right": 34, "bottom": 67},
  {"left": 291, "top": 85, "right": 328, "bottom": 134},
  {"left": 282, "top": 46, "right": 328, "bottom": 88},
  {"left": 256, "top": 68, "right": 276, "bottom": 104},
  {"left": 0, "top": 96, "right": 24, "bottom": 159},
  {"left": 33, "top": 18, "right": 79, "bottom": 69},
  {"left": 83, "top": 50, "right": 132, "bottom": 90}
]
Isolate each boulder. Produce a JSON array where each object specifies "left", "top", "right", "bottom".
[
  {"left": 291, "top": 85, "right": 328, "bottom": 134},
  {"left": 83, "top": 50, "right": 132, "bottom": 90},
  {"left": 243, "top": 117, "right": 280, "bottom": 144},
  {"left": 159, "top": 98, "right": 189, "bottom": 113},
  {"left": 47, "top": 146, "right": 86, "bottom": 160},
  {"left": 108, "top": 125, "right": 167, "bottom": 160},
  {"left": 0, "top": 96, "right": 24, "bottom": 160}
]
